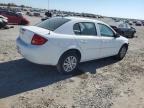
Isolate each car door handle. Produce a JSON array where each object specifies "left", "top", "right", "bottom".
[{"left": 80, "top": 40, "right": 87, "bottom": 44}]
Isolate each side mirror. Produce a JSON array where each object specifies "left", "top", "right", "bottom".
[{"left": 114, "top": 33, "right": 120, "bottom": 38}]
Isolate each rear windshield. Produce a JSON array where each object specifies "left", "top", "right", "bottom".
[{"left": 36, "top": 17, "right": 70, "bottom": 31}]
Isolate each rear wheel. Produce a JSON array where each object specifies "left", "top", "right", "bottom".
[
  {"left": 116, "top": 45, "right": 128, "bottom": 60},
  {"left": 57, "top": 52, "right": 80, "bottom": 74}
]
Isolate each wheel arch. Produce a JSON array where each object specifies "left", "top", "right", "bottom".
[
  {"left": 122, "top": 43, "right": 129, "bottom": 48},
  {"left": 57, "top": 48, "right": 82, "bottom": 65},
  {"left": 118, "top": 43, "right": 129, "bottom": 53}
]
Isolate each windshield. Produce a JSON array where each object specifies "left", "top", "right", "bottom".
[
  {"left": 118, "top": 23, "right": 131, "bottom": 28},
  {"left": 36, "top": 17, "right": 70, "bottom": 31},
  {"left": 118, "top": 24, "right": 125, "bottom": 28}
]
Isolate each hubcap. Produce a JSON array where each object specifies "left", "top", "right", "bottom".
[
  {"left": 63, "top": 56, "right": 77, "bottom": 72},
  {"left": 120, "top": 47, "right": 127, "bottom": 58}
]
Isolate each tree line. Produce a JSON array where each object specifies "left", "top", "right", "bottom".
[{"left": 0, "top": 3, "right": 32, "bottom": 8}]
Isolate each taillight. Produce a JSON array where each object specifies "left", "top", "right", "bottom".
[{"left": 31, "top": 34, "right": 48, "bottom": 45}]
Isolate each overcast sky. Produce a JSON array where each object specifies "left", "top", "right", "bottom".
[{"left": 1, "top": 0, "right": 144, "bottom": 20}]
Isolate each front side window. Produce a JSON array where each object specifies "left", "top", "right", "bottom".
[
  {"left": 36, "top": 17, "right": 70, "bottom": 31},
  {"left": 73, "top": 22, "right": 97, "bottom": 36},
  {"left": 98, "top": 23, "right": 114, "bottom": 37}
]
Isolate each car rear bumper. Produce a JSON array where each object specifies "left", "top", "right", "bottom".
[{"left": 16, "top": 37, "right": 58, "bottom": 66}]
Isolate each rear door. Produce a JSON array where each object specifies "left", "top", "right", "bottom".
[{"left": 74, "top": 22, "right": 102, "bottom": 61}]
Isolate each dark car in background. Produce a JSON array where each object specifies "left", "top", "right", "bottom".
[
  {"left": 0, "top": 10, "right": 29, "bottom": 25},
  {"left": 142, "top": 21, "right": 144, "bottom": 26},
  {"left": 111, "top": 23, "right": 136, "bottom": 38},
  {"left": 33, "top": 12, "right": 41, "bottom": 17},
  {"left": 128, "top": 21, "right": 133, "bottom": 25},
  {"left": 41, "top": 11, "right": 52, "bottom": 21},
  {"left": 135, "top": 21, "right": 142, "bottom": 26}
]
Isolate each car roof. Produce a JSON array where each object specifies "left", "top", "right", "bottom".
[{"left": 65, "top": 17, "right": 105, "bottom": 24}]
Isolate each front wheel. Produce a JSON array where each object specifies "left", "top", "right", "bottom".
[
  {"left": 131, "top": 32, "right": 135, "bottom": 38},
  {"left": 116, "top": 45, "right": 128, "bottom": 60},
  {"left": 57, "top": 52, "right": 80, "bottom": 74}
]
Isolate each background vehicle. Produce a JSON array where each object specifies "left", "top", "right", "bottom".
[
  {"left": 0, "top": 15, "right": 8, "bottom": 29},
  {"left": 16, "top": 12, "right": 25, "bottom": 16},
  {"left": 0, "top": 10, "right": 29, "bottom": 25},
  {"left": 26, "top": 11, "right": 33, "bottom": 16},
  {"left": 16, "top": 17, "right": 129, "bottom": 74},
  {"left": 0, "top": 15, "right": 8, "bottom": 20},
  {"left": 111, "top": 23, "right": 136, "bottom": 38},
  {"left": 33, "top": 12, "right": 41, "bottom": 17},
  {"left": 41, "top": 17, "right": 49, "bottom": 21},
  {"left": 133, "top": 20, "right": 137, "bottom": 24},
  {"left": 114, "top": 19, "right": 120, "bottom": 22},
  {"left": 41, "top": 11, "right": 52, "bottom": 21},
  {"left": 135, "top": 21, "right": 142, "bottom": 26},
  {"left": 142, "top": 21, "right": 144, "bottom": 26},
  {"left": 129, "top": 21, "right": 133, "bottom": 25}
]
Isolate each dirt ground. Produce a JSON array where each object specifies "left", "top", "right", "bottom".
[{"left": 0, "top": 16, "right": 144, "bottom": 108}]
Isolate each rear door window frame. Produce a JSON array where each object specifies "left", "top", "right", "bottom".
[{"left": 73, "top": 22, "right": 97, "bottom": 36}]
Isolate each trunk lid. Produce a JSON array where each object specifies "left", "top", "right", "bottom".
[{"left": 19, "top": 26, "right": 50, "bottom": 44}]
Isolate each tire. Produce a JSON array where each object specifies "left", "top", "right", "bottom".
[
  {"left": 128, "top": 32, "right": 135, "bottom": 38},
  {"left": 132, "top": 31, "right": 136, "bottom": 38},
  {"left": 57, "top": 52, "right": 80, "bottom": 75},
  {"left": 131, "top": 33, "right": 135, "bottom": 38},
  {"left": 0, "top": 22, "right": 5, "bottom": 29},
  {"left": 116, "top": 45, "right": 128, "bottom": 60}
]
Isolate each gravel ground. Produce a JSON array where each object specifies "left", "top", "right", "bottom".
[{"left": 0, "top": 16, "right": 144, "bottom": 108}]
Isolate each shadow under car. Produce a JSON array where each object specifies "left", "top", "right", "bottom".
[{"left": 0, "top": 57, "right": 118, "bottom": 99}]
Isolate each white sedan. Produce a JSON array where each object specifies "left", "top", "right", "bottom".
[{"left": 16, "top": 17, "right": 129, "bottom": 74}]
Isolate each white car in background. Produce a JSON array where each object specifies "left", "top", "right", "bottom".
[
  {"left": 16, "top": 17, "right": 129, "bottom": 74},
  {"left": 0, "top": 15, "right": 8, "bottom": 28},
  {"left": 16, "top": 12, "right": 25, "bottom": 16},
  {"left": 0, "top": 15, "right": 8, "bottom": 20}
]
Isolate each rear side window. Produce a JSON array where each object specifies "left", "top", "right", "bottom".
[
  {"left": 73, "top": 23, "right": 81, "bottom": 35},
  {"left": 36, "top": 17, "right": 70, "bottom": 31},
  {"left": 73, "top": 22, "right": 97, "bottom": 36}
]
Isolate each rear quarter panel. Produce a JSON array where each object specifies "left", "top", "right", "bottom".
[{"left": 49, "top": 33, "right": 83, "bottom": 63}]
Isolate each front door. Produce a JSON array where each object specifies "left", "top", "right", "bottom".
[{"left": 98, "top": 23, "right": 119, "bottom": 57}]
